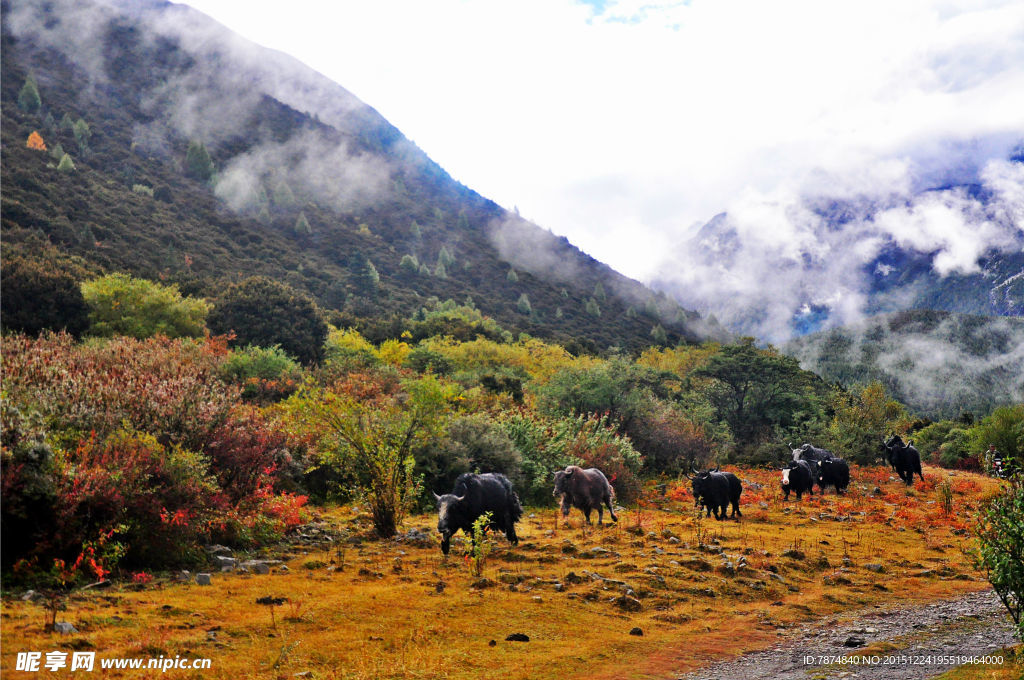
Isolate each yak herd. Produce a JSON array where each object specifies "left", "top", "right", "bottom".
[{"left": 433, "top": 437, "right": 925, "bottom": 553}]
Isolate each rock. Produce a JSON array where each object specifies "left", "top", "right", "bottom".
[
  {"left": 214, "top": 556, "right": 237, "bottom": 569},
  {"left": 195, "top": 573, "right": 212, "bottom": 586},
  {"left": 865, "top": 563, "right": 886, "bottom": 573},
  {"left": 293, "top": 672, "right": 312, "bottom": 678},
  {"left": 279, "top": 565, "right": 290, "bottom": 573},
  {"left": 505, "top": 633, "right": 530, "bottom": 642},
  {"left": 668, "top": 536, "right": 680, "bottom": 544},
  {"left": 554, "top": 583, "right": 564, "bottom": 592},
  {"left": 435, "top": 581, "right": 446, "bottom": 593},
  {"left": 564, "top": 572, "right": 584, "bottom": 584},
  {"left": 873, "top": 486, "right": 882, "bottom": 495},
  {"left": 781, "top": 549, "right": 805, "bottom": 560},
  {"left": 768, "top": 573, "right": 785, "bottom": 583},
  {"left": 471, "top": 578, "right": 495, "bottom": 589},
  {"left": 204, "top": 544, "right": 232, "bottom": 556},
  {"left": 613, "top": 596, "right": 642, "bottom": 612},
  {"left": 249, "top": 563, "right": 270, "bottom": 575},
  {"left": 629, "top": 627, "right": 644, "bottom": 636},
  {"left": 531, "top": 596, "right": 543, "bottom": 603},
  {"left": 21, "top": 590, "right": 42, "bottom": 602},
  {"left": 844, "top": 636, "right": 866, "bottom": 648},
  {"left": 174, "top": 570, "right": 192, "bottom": 582},
  {"left": 53, "top": 622, "right": 78, "bottom": 634}
]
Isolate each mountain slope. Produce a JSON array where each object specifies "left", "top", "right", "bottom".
[
  {"left": 1, "top": 0, "right": 722, "bottom": 353},
  {"left": 785, "top": 310, "right": 1024, "bottom": 419}
]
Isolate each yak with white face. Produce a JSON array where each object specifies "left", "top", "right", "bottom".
[
  {"left": 434, "top": 472, "right": 522, "bottom": 555},
  {"left": 781, "top": 460, "right": 814, "bottom": 500}
]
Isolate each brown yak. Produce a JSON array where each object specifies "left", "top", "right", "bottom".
[{"left": 552, "top": 465, "right": 617, "bottom": 524}]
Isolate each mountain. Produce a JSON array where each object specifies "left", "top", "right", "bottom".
[
  {"left": 0, "top": 0, "right": 723, "bottom": 353},
  {"left": 785, "top": 310, "right": 1024, "bottom": 419},
  {"left": 649, "top": 151, "right": 1024, "bottom": 344}
]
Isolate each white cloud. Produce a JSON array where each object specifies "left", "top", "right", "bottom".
[{"left": 180, "top": 0, "right": 1024, "bottom": 282}]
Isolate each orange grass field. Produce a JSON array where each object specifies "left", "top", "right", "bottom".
[{"left": 2, "top": 465, "right": 1019, "bottom": 679}]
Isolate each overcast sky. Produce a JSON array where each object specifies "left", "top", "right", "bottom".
[{"left": 181, "top": 0, "right": 1024, "bottom": 281}]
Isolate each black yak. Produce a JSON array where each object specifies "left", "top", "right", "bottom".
[
  {"left": 781, "top": 460, "right": 815, "bottom": 500},
  {"left": 881, "top": 436, "right": 924, "bottom": 486},
  {"left": 816, "top": 457, "right": 851, "bottom": 494},
  {"left": 552, "top": 465, "right": 617, "bottom": 524},
  {"left": 434, "top": 472, "right": 522, "bottom": 555},
  {"left": 688, "top": 468, "right": 742, "bottom": 520}
]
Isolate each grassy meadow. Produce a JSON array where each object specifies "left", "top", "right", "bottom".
[{"left": 2, "top": 465, "right": 1012, "bottom": 679}]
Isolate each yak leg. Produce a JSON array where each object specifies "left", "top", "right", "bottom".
[
  {"left": 596, "top": 505, "right": 604, "bottom": 525},
  {"left": 732, "top": 500, "right": 742, "bottom": 518},
  {"left": 605, "top": 495, "right": 618, "bottom": 522},
  {"left": 583, "top": 508, "right": 592, "bottom": 524}
]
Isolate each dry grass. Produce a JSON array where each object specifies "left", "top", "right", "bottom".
[{"left": 1, "top": 466, "right": 1009, "bottom": 679}]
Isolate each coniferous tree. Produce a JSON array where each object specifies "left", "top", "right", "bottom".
[
  {"left": 184, "top": 140, "right": 214, "bottom": 182},
  {"left": 17, "top": 75, "right": 41, "bottom": 112},
  {"left": 507, "top": 269, "right": 519, "bottom": 283},
  {"left": 72, "top": 118, "right": 91, "bottom": 153},
  {"left": 295, "top": 211, "right": 312, "bottom": 235},
  {"left": 517, "top": 294, "right": 532, "bottom": 314},
  {"left": 585, "top": 297, "right": 601, "bottom": 317},
  {"left": 57, "top": 153, "right": 75, "bottom": 172}
]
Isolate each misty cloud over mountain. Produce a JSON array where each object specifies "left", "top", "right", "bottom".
[{"left": 651, "top": 151, "right": 1024, "bottom": 344}]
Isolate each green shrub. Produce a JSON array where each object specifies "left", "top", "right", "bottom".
[
  {"left": 81, "top": 272, "right": 210, "bottom": 339},
  {"left": 499, "top": 412, "right": 642, "bottom": 505},
  {"left": 208, "top": 276, "right": 328, "bottom": 365},
  {"left": 517, "top": 294, "right": 532, "bottom": 314},
  {"left": 416, "top": 414, "right": 522, "bottom": 504},
  {"left": 0, "top": 257, "right": 89, "bottom": 337},
  {"left": 131, "top": 184, "right": 154, "bottom": 197},
  {"left": 219, "top": 345, "right": 303, "bottom": 402},
  {"left": 975, "top": 479, "right": 1024, "bottom": 640}
]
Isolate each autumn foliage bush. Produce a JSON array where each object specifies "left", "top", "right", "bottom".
[{"left": 1, "top": 333, "right": 306, "bottom": 576}]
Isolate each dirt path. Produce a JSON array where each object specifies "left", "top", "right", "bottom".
[{"left": 675, "top": 590, "right": 1017, "bottom": 680}]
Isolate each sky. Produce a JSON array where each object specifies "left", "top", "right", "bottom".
[{"left": 181, "top": 0, "right": 1024, "bottom": 282}]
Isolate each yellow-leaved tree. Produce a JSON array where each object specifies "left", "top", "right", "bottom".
[{"left": 26, "top": 130, "right": 46, "bottom": 151}]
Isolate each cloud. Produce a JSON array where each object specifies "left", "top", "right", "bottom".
[{"left": 651, "top": 157, "right": 1024, "bottom": 343}]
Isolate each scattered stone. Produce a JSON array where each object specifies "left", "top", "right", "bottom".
[
  {"left": 505, "top": 633, "right": 530, "bottom": 642},
  {"left": 214, "top": 556, "right": 237, "bottom": 569},
  {"left": 21, "top": 590, "right": 42, "bottom": 602},
  {"left": 435, "top": 581, "right": 446, "bottom": 593},
  {"left": 532, "top": 596, "right": 543, "bottom": 603},
  {"left": 488, "top": 640, "right": 497, "bottom": 647},
  {"left": 781, "top": 549, "right": 805, "bottom": 560},
  {"left": 293, "top": 672, "right": 312, "bottom": 678},
  {"left": 471, "top": 578, "right": 495, "bottom": 589},
  {"left": 53, "top": 622, "right": 78, "bottom": 634},
  {"left": 564, "top": 572, "right": 584, "bottom": 584},
  {"left": 195, "top": 573, "right": 212, "bottom": 586},
  {"left": 865, "top": 563, "right": 886, "bottom": 573},
  {"left": 844, "top": 635, "right": 866, "bottom": 648},
  {"left": 629, "top": 627, "right": 643, "bottom": 636},
  {"left": 668, "top": 536, "right": 680, "bottom": 544}
]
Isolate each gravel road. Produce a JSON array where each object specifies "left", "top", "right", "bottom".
[{"left": 677, "top": 590, "right": 1018, "bottom": 680}]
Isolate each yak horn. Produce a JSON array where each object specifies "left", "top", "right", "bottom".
[{"left": 432, "top": 492, "right": 442, "bottom": 501}]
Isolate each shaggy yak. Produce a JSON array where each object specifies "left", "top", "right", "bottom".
[
  {"left": 552, "top": 465, "right": 617, "bottom": 524},
  {"left": 881, "top": 435, "right": 924, "bottom": 486},
  {"left": 434, "top": 472, "right": 522, "bottom": 555},
  {"left": 687, "top": 468, "right": 742, "bottom": 520}
]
